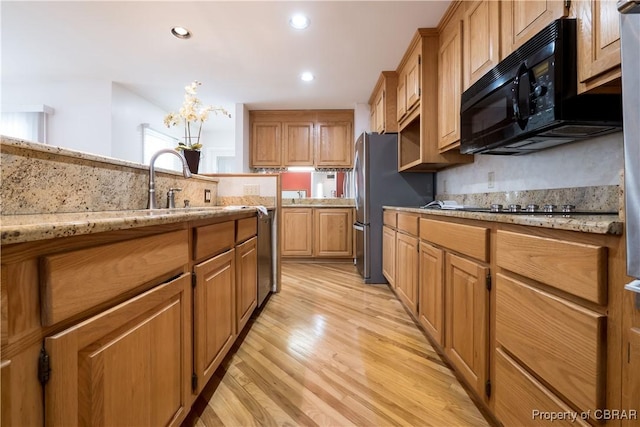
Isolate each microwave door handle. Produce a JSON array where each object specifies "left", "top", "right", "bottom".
[{"left": 512, "top": 63, "right": 531, "bottom": 130}]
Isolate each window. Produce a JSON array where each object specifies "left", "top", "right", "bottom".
[
  {"left": 140, "top": 124, "right": 181, "bottom": 171},
  {"left": 0, "top": 105, "right": 54, "bottom": 143}
]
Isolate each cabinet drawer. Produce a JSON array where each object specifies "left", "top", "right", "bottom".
[
  {"left": 40, "top": 230, "right": 189, "bottom": 326},
  {"left": 236, "top": 217, "right": 257, "bottom": 244},
  {"left": 495, "top": 349, "right": 590, "bottom": 427},
  {"left": 496, "top": 273, "right": 606, "bottom": 412},
  {"left": 420, "top": 218, "right": 489, "bottom": 262},
  {"left": 397, "top": 213, "right": 418, "bottom": 235},
  {"left": 496, "top": 230, "right": 607, "bottom": 304},
  {"left": 194, "top": 221, "right": 235, "bottom": 260},
  {"left": 383, "top": 210, "right": 397, "bottom": 227}
]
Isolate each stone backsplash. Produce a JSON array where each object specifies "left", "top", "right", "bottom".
[{"left": 1, "top": 137, "right": 219, "bottom": 215}]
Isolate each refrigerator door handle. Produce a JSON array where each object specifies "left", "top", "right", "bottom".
[
  {"left": 625, "top": 279, "right": 640, "bottom": 309},
  {"left": 353, "top": 223, "right": 364, "bottom": 231},
  {"left": 625, "top": 279, "right": 640, "bottom": 293}
]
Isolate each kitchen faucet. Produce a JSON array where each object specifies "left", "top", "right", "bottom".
[{"left": 148, "top": 149, "right": 192, "bottom": 209}]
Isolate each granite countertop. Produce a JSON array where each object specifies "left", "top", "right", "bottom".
[
  {"left": 383, "top": 206, "right": 623, "bottom": 235},
  {"left": 1, "top": 206, "right": 258, "bottom": 245}
]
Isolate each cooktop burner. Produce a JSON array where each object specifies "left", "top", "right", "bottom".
[{"left": 421, "top": 200, "right": 616, "bottom": 215}]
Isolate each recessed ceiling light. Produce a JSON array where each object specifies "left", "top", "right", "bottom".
[
  {"left": 300, "top": 72, "right": 315, "bottom": 82},
  {"left": 171, "top": 26, "right": 191, "bottom": 39},
  {"left": 289, "top": 14, "right": 310, "bottom": 30}
]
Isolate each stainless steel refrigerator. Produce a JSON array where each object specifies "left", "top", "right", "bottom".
[
  {"left": 619, "top": 1, "right": 640, "bottom": 298},
  {"left": 353, "top": 132, "right": 434, "bottom": 283}
]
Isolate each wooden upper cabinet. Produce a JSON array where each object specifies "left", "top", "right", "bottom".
[
  {"left": 405, "top": 47, "right": 422, "bottom": 113},
  {"left": 396, "top": 74, "right": 407, "bottom": 122},
  {"left": 438, "top": 3, "right": 464, "bottom": 152},
  {"left": 463, "top": 0, "right": 501, "bottom": 89},
  {"left": 250, "top": 110, "right": 353, "bottom": 169},
  {"left": 251, "top": 121, "right": 282, "bottom": 167},
  {"left": 397, "top": 41, "right": 422, "bottom": 126},
  {"left": 283, "top": 121, "right": 314, "bottom": 166},
  {"left": 576, "top": 0, "right": 621, "bottom": 93},
  {"left": 501, "top": 0, "right": 569, "bottom": 58},
  {"left": 369, "top": 71, "right": 398, "bottom": 134},
  {"left": 316, "top": 121, "right": 353, "bottom": 167}
]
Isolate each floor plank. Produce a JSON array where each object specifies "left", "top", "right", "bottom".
[{"left": 183, "top": 262, "right": 491, "bottom": 427}]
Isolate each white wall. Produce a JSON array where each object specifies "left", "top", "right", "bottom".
[
  {"left": 111, "top": 83, "right": 177, "bottom": 163},
  {"left": 354, "top": 102, "right": 371, "bottom": 140},
  {"left": 2, "top": 79, "right": 112, "bottom": 155},
  {"left": 236, "top": 103, "right": 250, "bottom": 173},
  {"left": 200, "top": 127, "right": 235, "bottom": 173},
  {"left": 437, "top": 132, "right": 624, "bottom": 194}
]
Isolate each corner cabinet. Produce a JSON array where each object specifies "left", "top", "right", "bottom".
[
  {"left": 396, "top": 28, "right": 473, "bottom": 171},
  {"left": 250, "top": 110, "right": 354, "bottom": 169}
]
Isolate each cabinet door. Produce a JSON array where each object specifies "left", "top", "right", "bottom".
[
  {"left": 501, "top": 0, "right": 568, "bottom": 57},
  {"left": 251, "top": 122, "right": 282, "bottom": 167},
  {"left": 283, "top": 122, "right": 314, "bottom": 166},
  {"left": 374, "top": 89, "right": 385, "bottom": 134},
  {"left": 382, "top": 225, "right": 396, "bottom": 288},
  {"left": 445, "top": 252, "right": 489, "bottom": 398},
  {"left": 44, "top": 274, "right": 192, "bottom": 427},
  {"left": 396, "top": 233, "right": 419, "bottom": 316},
  {"left": 236, "top": 237, "right": 258, "bottom": 333},
  {"left": 281, "top": 208, "right": 313, "bottom": 257},
  {"left": 464, "top": 0, "right": 500, "bottom": 89},
  {"left": 438, "top": 12, "right": 463, "bottom": 151},
  {"left": 419, "top": 242, "right": 445, "bottom": 347},
  {"left": 577, "top": 0, "right": 621, "bottom": 93},
  {"left": 397, "top": 74, "right": 407, "bottom": 121},
  {"left": 405, "top": 47, "right": 421, "bottom": 113},
  {"left": 193, "top": 249, "right": 236, "bottom": 393},
  {"left": 314, "top": 208, "right": 353, "bottom": 258},
  {"left": 315, "top": 122, "right": 353, "bottom": 167},
  {"left": 624, "top": 328, "right": 640, "bottom": 427}
]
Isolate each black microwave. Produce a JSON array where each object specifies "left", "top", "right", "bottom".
[{"left": 460, "top": 19, "right": 622, "bottom": 155}]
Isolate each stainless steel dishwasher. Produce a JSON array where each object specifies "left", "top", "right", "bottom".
[{"left": 257, "top": 208, "right": 274, "bottom": 307}]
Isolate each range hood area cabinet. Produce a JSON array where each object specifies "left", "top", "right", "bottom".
[
  {"left": 250, "top": 110, "right": 353, "bottom": 169},
  {"left": 395, "top": 28, "right": 473, "bottom": 172}
]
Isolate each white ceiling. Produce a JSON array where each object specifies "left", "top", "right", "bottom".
[{"left": 2, "top": 1, "right": 451, "bottom": 117}]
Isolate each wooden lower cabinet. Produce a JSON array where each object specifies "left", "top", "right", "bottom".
[
  {"left": 418, "top": 241, "right": 444, "bottom": 346},
  {"left": 445, "top": 252, "right": 489, "bottom": 398},
  {"left": 282, "top": 207, "right": 354, "bottom": 259},
  {"left": 395, "top": 232, "right": 419, "bottom": 316},
  {"left": 314, "top": 208, "right": 353, "bottom": 257},
  {"left": 382, "top": 225, "right": 396, "bottom": 288},
  {"left": 193, "top": 249, "right": 236, "bottom": 394},
  {"left": 236, "top": 237, "right": 258, "bottom": 333},
  {"left": 44, "top": 274, "right": 192, "bottom": 427},
  {"left": 281, "top": 208, "right": 313, "bottom": 257},
  {"left": 495, "top": 349, "right": 590, "bottom": 427}
]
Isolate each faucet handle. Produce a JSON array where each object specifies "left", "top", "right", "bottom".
[{"left": 167, "top": 188, "right": 182, "bottom": 209}]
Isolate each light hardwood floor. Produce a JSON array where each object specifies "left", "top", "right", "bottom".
[{"left": 183, "top": 262, "right": 491, "bottom": 427}]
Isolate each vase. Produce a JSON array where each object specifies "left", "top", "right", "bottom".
[{"left": 182, "top": 149, "right": 200, "bottom": 174}]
